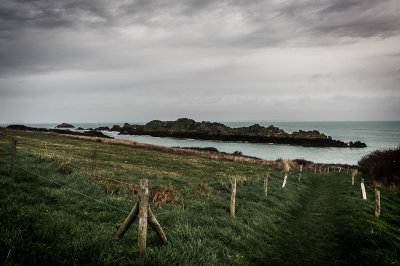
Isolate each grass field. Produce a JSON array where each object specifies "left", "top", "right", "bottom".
[{"left": 0, "top": 128, "right": 399, "bottom": 265}]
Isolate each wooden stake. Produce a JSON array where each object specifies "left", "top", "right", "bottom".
[
  {"left": 339, "top": 167, "right": 342, "bottom": 173},
  {"left": 375, "top": 189, "right": 380, "bottom": 217},
  {"left": 230, "top": 178, "right": 237, "bottom": 218},
  {"left": 138, "top": 179, "right": 149, "bottom": 251},
  {"left": 347, "top": 166, "right": 350, "bottom": 176},
  {"left": 115, "top": 203, "right": 139, "bottom": 238},
  {"left": 298, "top": 165, "right": 303, "bottom": 182},
  {"left": 327, "top": 167, "right": 330, "bottom": 173},
  {"left": 361, "top": 178, "right": 367, "bottom": 200},
  {"left": 314, "top": 165, "right": 317, "bottom": 174},
  {"left": 148, "top": 206, "right": 168, "bottom": 244},
  {"left": 282, "top": 171, "right": 288, "bottom": 188},
  {"left": 264, "top": 173, "right": 269, "bottom": 196},
  {"left": 91, "top": 147, "right": 98, "bottom": 180},
  {"left": 351, "top": 170, "right": 356, "bottom": 186},
  {"left": 10, "top": 139, "right": 17, "bottom": 179}
]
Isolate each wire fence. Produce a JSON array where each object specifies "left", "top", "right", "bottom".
[{"left": 1, "top": 137, "right": 399, "bottom": 230}]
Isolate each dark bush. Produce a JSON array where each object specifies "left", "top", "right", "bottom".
[
  {"left": 358, "top": 147, "right": 400, "bottom": 188},
  {"left": 293, "top": 158, "right": 314, "bottom": 166}
]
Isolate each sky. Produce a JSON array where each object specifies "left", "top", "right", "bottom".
[{"left": 0, "top": 0, "right": 399, "bottom": 123}]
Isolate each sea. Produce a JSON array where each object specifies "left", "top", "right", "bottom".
[{"left": 2, "top": 121, "right": 399, "bottom": 165}]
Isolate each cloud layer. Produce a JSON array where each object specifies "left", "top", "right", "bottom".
[{"left": 1, "top": 0, "right": 399, "bottom": 122}]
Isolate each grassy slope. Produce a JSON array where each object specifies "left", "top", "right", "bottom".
[{"left": 0, "top": 128, "right": 399, "bottom": 265}]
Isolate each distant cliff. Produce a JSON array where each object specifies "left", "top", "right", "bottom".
[{"left": 108, "top": 118, "right": 366, "bottom": 148}]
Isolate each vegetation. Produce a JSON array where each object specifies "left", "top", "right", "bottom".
[
  {"left": 0, "top": 128, "right": 399, "bottom": 265},
  {"left": 358, "top": 147, "right": 400, "bottom": 188}
]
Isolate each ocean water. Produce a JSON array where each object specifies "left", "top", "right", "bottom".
[{"left": 2, "top": 121, "right": 399, "bottom": 165}]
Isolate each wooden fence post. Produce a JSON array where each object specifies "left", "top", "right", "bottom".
[
  {"left": 264, "top": 173, "right": 269, "bottom": 196},
  {"left": 327, "top": 167, "right": 330, "bottom": 173},
  {"left": 339, "top": 167, "right": 342, "bottom": 173},
  {"left": 10, "top": 139, "right": 17, "bottom": 179},
  {"left": 115, "top": 203, "right": 139, "bottom": 238},
  {"left": 91, "top": 147, "right": 98, "bottom": 180},
  {"left": 351, "top": 170, "right": 356, "bottom": 186},
  {"left": 282, "top": 171, "right": 288, "bottom": 188},
  {"left": 314, "top": 165, "right": 317, "bottom": 174},
  {"left": 347, "top": 166, "right": 350, "bottom": 176},
  {"left": 360, "top": 178, "right": 367, "bottom": 200},
  {"left": 375, "top": 189, "right": 380, "bottom": 217},
  {"left": 138, "top": 179, "right": 149, "bottom": 251},
  {"left": 298, "top": 165, "right": 303, "bottom": 182},
  {"left": 147, "top": 206, "right": 168, "bottom": 244},
  {"left": 230, "top": 178, "right": 237, "bottom": 218}
]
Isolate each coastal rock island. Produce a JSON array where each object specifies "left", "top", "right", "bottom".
[
  {"left": 56, "top": 123, "right": 74, "bottom": 128},
  {"left": 109, "top": 118, "right": 367, "bottom": 148}
]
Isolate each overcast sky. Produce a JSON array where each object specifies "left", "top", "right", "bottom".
[{"left": 0, "top": 0, "right": 399, "bottom": 123}]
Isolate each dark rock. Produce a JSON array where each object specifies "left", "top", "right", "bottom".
[
  {"left": 349, "top": 141, "right": 367, "bottom": 148},
  {"left": 56, "top": 123, "right": 74, "bottom": 128},
  {"left": 77, "top": 127, "right": 84, "bottom": 130},
  {"left": 108, "top": 118, "right": 367, "bottom": 148},
  {"left": 95, "top": 126, "right": 110, "bottom": 131}
]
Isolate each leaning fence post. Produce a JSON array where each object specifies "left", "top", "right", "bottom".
[
  {"left": 360, "top": 178, "right": 367, "bottom": 200},
  {"left": 298, "top": 165, "right": 303, "bottom": 182},
  {"left": 10, "top": 139, "right": 17, "bottom": 179},
  {"left": 138, "top": 179, "right": 149, "bottom": 251},
  {"left": 115, "top": 203, "right": 139, "bottom": 238},
  {"left": 230, "top": 177, "right": 237, "bottom": 218},
  {"left": 264, "top": 173, "right": 269, "bottom": 196},
  {"left": 375, "top": 189, "right": 380, "bottom": 217}
]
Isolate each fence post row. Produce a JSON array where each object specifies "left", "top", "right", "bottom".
[
  {"left": 360, "top": 178, "right": 367, "bottom": 200},
  {"left": 10, "top": 139, "right": 17, "bottom": 179},
  {"left": 231, "top": 177, "right": 237, "bottom": 218},
  {"left": 375, "top": 189, "right": 380, "bottom": 217}
]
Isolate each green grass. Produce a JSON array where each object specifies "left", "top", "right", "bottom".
[{"left": 0, "top": 128, "right": 399, "bottom": 265}]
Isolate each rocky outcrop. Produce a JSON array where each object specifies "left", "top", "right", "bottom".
[
  {"left": 56, "top": 123, "right": 74, "bottom": 128},
  {"left": 108, "top": 118, "right": 366, "bottom": 148}
]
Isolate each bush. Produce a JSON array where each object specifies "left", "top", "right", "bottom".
[{"left": 358, "top": 147, "right": 400, "bottom": 187}]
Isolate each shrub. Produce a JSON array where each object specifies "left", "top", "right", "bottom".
[{"left": 358, "top": 147, "right": 400, "bottom": 188}]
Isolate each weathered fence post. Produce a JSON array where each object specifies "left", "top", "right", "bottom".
[
  {"left": 115, "top": 203, "right": 139, "bottom": 238},
  {"left": 298, "top": 165, "right": 303, "bottom": 182},
  {"left": 138, "top": 178, "right": 149, "bottom": 251},
  {"left": 10, "top": 139, "right": 17, "bottom": 179},
  {"left": 115, "top": 178, "right": 167, "bottom": 247},
  {"left": 351, "top": 170, "right": 356, "bottom": 186},
  {"left": 375, "top": 189, "right": 380, "bottom": 217},
  {"left": 91, "top": 147, "right": 98, "bottom": 180},
  {"left": 339, "top": 167, "right": 342, "bottom": 173},
  {"left": 347, "top": 166, "right": 350, "bottom": 176},
  {"left": 360, "top": 178, "right": 367, "bottom": 200},
  {"left": 264, "top": 173, "right": 269, "bottom": 196},
  {"left": 231, "top": 177, "right": 237, "bottom": 218},
  {"left": 147, "top": 206, "right": 168, "bottom": 244},
  {"left": 327, "top": 167, "right": 330, "bottom": 173},
  {"left": 314, "top": 165, "right": 317, "bottom": 174},
  {"left": 282, "top": 171, "right": 288, "bottom": 188}
]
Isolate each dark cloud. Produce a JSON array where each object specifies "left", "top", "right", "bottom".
[{"left": 0, "top": 0, "right": 400, "bottom": 122}]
